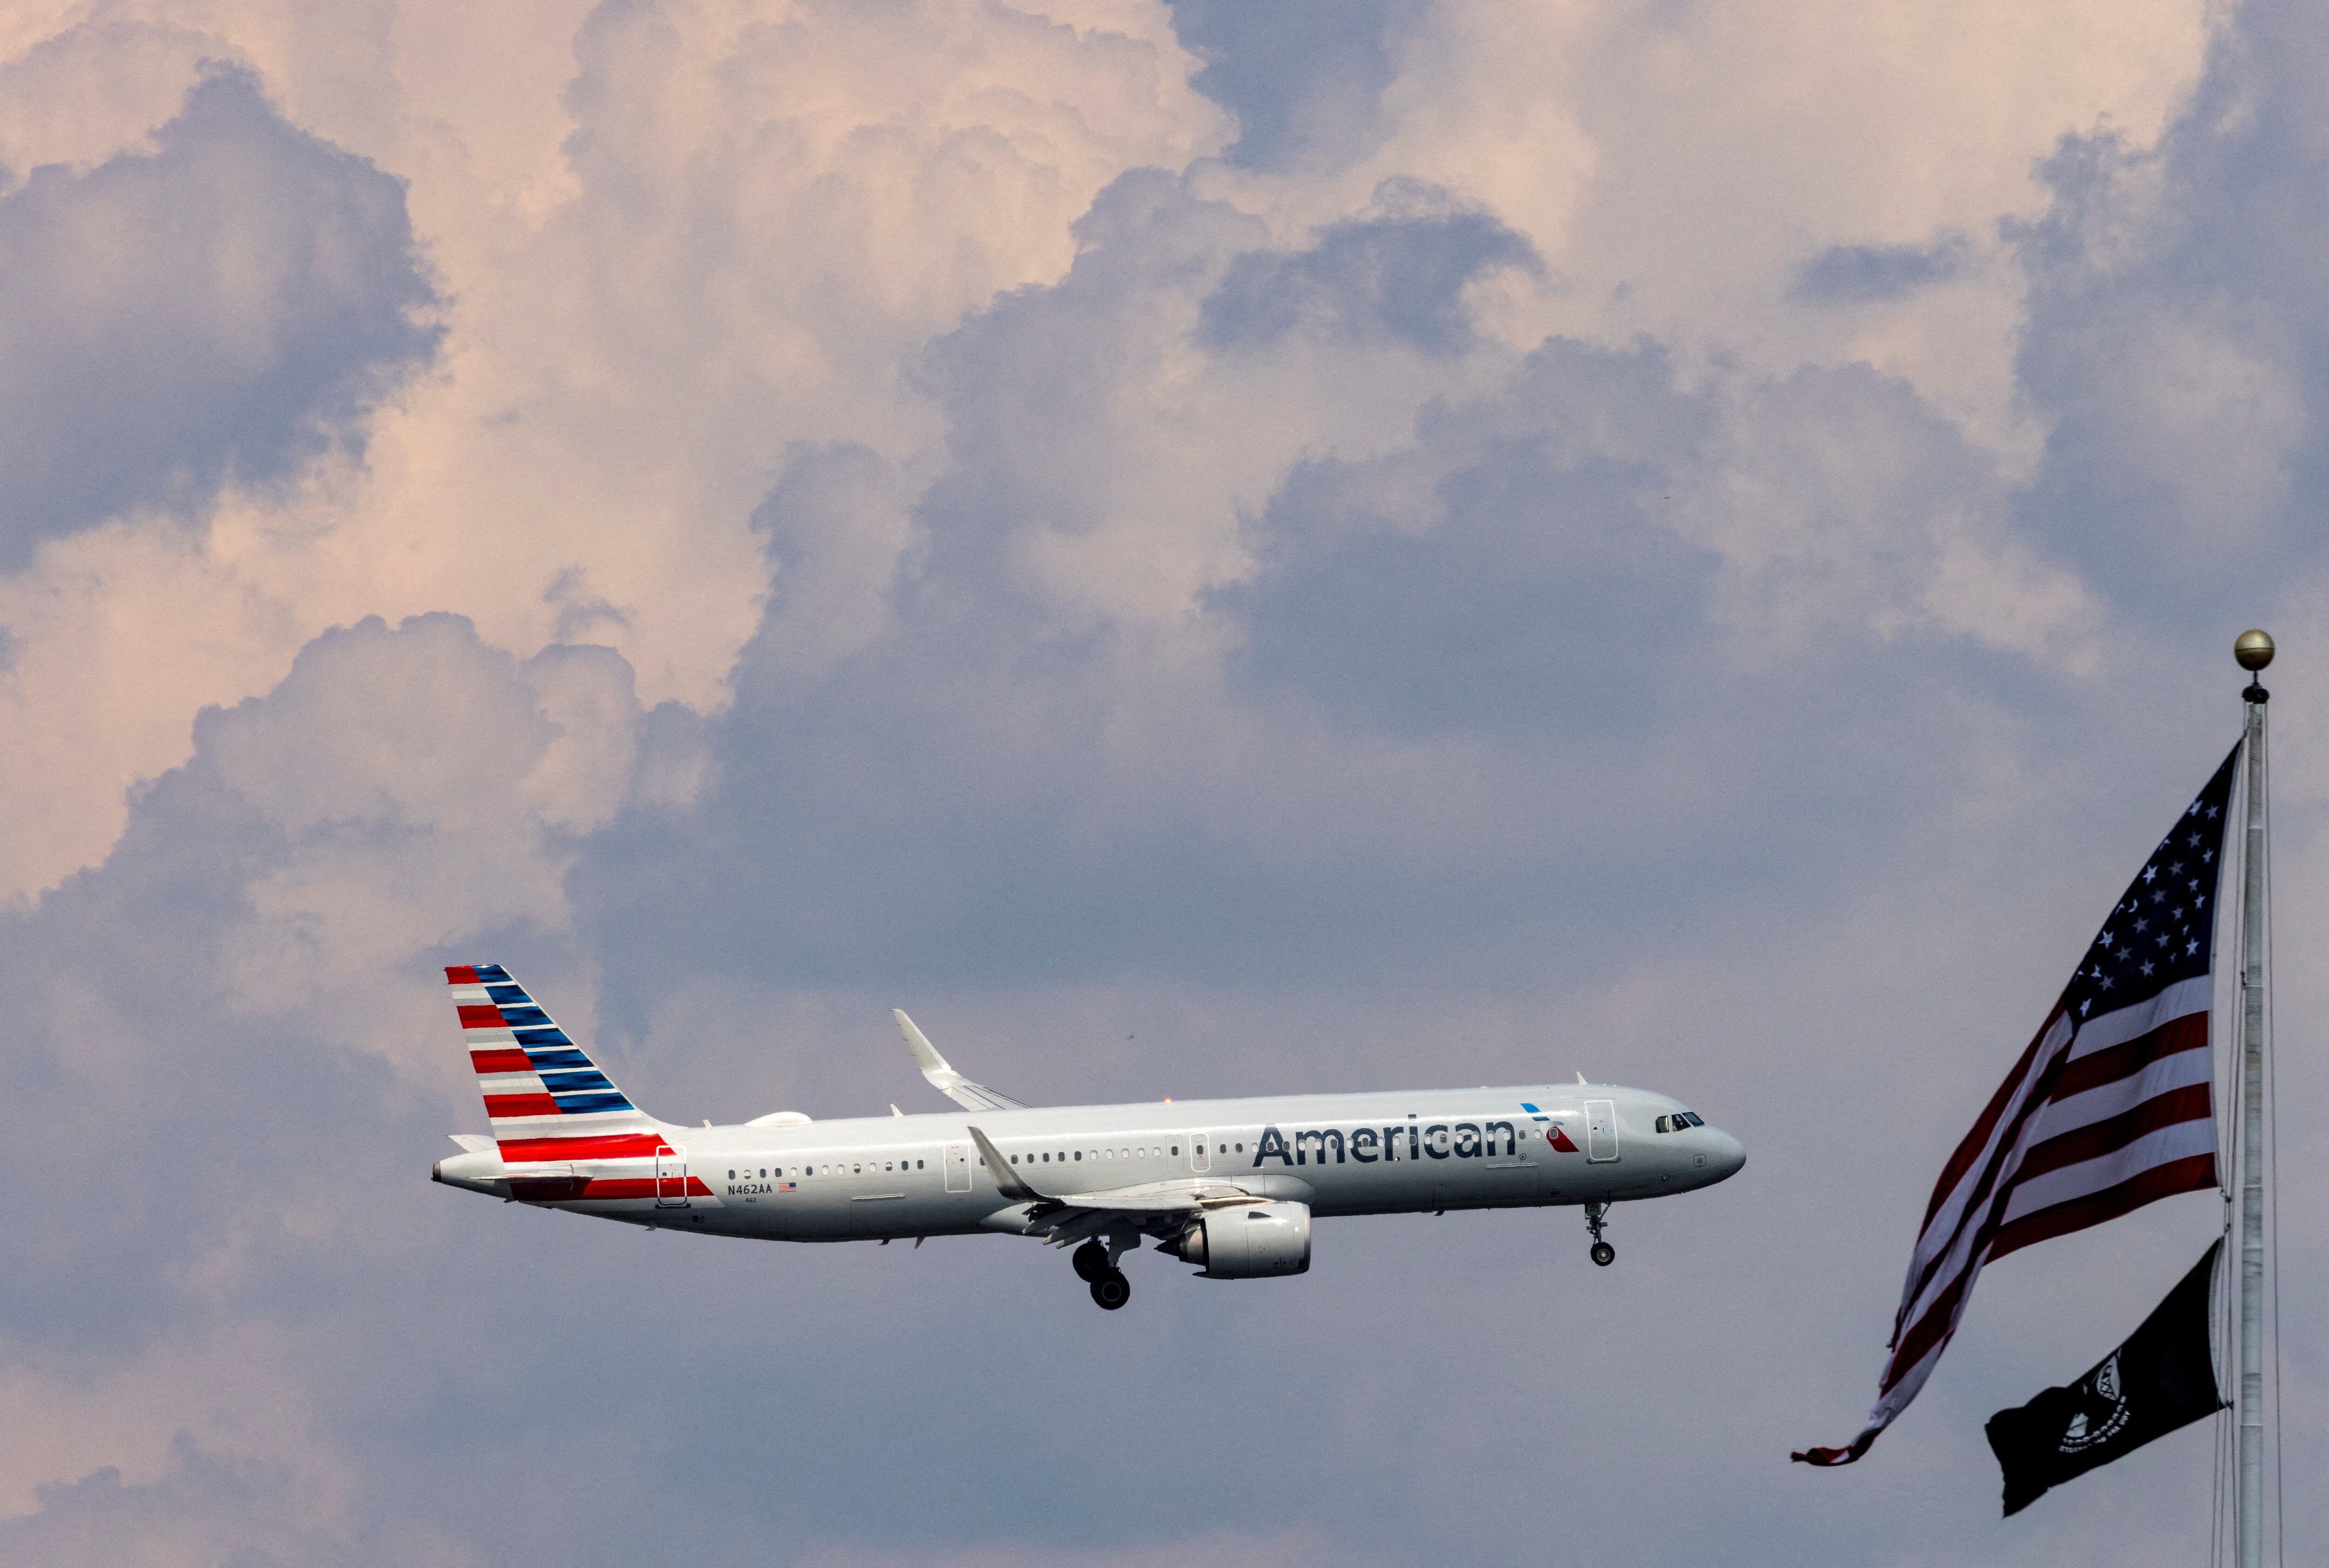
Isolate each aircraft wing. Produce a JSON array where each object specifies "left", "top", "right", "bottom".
[
  {"left": 965, "top": 1126, "right": 1259, "bottom": 1246},
  {"left": 893, "top": 1010, "right": 1028, "bottom": 1111}
]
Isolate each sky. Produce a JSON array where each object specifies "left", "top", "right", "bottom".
[{"left": 0, "top": 1, "right": 2324, "bottom": 1563}]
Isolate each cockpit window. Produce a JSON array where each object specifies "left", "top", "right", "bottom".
[{"left": 1656, "top": 1111, "right": 1708, "bottom": 1133}]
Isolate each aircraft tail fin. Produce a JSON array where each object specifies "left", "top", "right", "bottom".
[{"left": 446, "top": 965, "right": 666, "bottom": 1159}]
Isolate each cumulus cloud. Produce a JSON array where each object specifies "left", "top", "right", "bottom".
[
  {"left": 0, "top": 0, "right": 1231, "bottom": 899},
  {"left": 1788, "top": 232, "right": 1974, "bottom": 305},
  {"left": 2010, "top": 10, "right": 2329, "bottom": 624},
  {"left": 1199, "top": 181, "right": 1540, "bottom": 356},
  {"left": 0, "top": 63, "right": 440, "bottom": 569},
  {"left": 1168, "top": 0, "right": 1423, "bottom": 172}
]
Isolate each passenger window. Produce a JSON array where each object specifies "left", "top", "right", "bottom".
[
  {"left": 1172, "top": 1146, "right": 1179, "bottom": 1155},
  {"left": 1235, "top": 1143, "right": 1243, "bottom": 1153},
  {"left": 1074, "top": 1152, "right": 1082, "bottom": 1161}
]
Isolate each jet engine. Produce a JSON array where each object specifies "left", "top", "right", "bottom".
[{"left": 1170, "top": 1201, "right": 1311, "bottom": 1278}]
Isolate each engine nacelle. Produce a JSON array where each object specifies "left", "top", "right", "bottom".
[{"left": 1171, "top": 1201, "right": 1311, "bottom": 1278}]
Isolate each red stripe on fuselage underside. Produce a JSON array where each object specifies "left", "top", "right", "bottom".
[
  {"left": 457, "top": 1005, "right": 505, "bottom": 1029},
  {"left": 470, "top": 1048, "right": 532, "bottom": 1073},
  {"left": 578, "top": 1178, "right": 655, "bottom": 1199},
  {"left": 497, "top": 1133, "right": 668, "bottom": 1162},
  {"left": 445, "top": 965, "right": 480, "bottom": 984},
  {"left": 484, "top": 1093, "right": 561, "bottom": 1117},
  {"left": 560, "top": 1175, "right": 715, "bottom": 1200}
]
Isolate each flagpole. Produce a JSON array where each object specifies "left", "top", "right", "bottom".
[{"left": 2233, "top": 627, "right": 2273, "bottom": 1568}]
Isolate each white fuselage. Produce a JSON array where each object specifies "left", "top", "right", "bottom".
[{"left": 435, "top": 1082, "right": 1745, "bottom": 1242}]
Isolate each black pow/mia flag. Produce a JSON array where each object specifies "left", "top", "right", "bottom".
[{"left": 1985, "top": 1240, "right": 2227, "bottom": 1516}]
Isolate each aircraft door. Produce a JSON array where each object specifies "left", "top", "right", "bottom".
[
  {"left": 944, "top": 1142, "right": 971, "bottom": 1192},
  {"left": 1584, "top": 1101, "right": 1619, "bottom": 1163},
  {"left": 1190, "top": 1133, "right": 1211, "bottom": 1173},
  {"left": 655, "top": 1146, "right": 690, "bottom": 1207}
]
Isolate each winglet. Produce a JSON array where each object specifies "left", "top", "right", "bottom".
[
  {"left": 892, "top": 1010, "right": 1029, "bottom": 1112},
  {"left": 895, "top": 1009, "right": 948, "bottom": 1076},
  {"left": 967, "top": 1125, "right": 1043, "bottom": 1203}
]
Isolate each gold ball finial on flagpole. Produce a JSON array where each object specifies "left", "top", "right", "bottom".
[{"left": 2235, "top": 629, "right": 2275, "bottom": 672}]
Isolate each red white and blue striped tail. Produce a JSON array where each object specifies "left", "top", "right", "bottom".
[{"left": 446, "top": 965, "right": 665, "bottom": 1159}]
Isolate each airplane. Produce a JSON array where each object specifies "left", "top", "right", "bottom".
[{"left": 430, "top": 964, "right": 1746, "bottom": 1309}]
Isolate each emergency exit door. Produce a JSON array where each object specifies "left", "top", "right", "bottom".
[
  {"left": 655, "top": 1145, "right": 690, "bottom": 1206},
  {"left": 1584, "top": 1101, "right": 1619, "bottom": 1163},
  {"left": 944, "top": 1141, "right": 971, "bottom": 1192}
]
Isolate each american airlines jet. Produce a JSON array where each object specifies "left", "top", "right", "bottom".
[{"left": 431, "top": 965, "right": 1746, "bottom": 1309}]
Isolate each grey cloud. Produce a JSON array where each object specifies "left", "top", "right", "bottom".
[
  {"left": 579, "top": 203, "right": 2071, "bottom": 1019},
  {"left": 0, "top": 615, "right": 572, "bottom": 1353},
  {"left": 905, "top": 169, "right": 1266, "bottom": 590},
  {"left": 1216, "top": 338, "right": 1718, "bottom": 739},
  {"left": 2008, "top": 0, "right": 2329, "bottom": 631},
  {"left": 4, "top": 1444, "right": 387, "bottom": 1568},
  {"left": 1166, "top": 0, "right": 1426, "bottom": 172},
  {"left": 1787, "top": 231, "right": 1971, "bottom": 305},
  {"left": 1198, "top": 183, "right": 1541, "bottom": 356},
  {"left": 747, "top": 442, "right": 918, "bottom": 691},
  {"left": 0, "top": 63, "right": 439, "bottom": 568}
]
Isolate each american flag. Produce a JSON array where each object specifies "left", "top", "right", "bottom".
[{"left": 1794, "top": 743, "right": 2240, "bottom": 1466}]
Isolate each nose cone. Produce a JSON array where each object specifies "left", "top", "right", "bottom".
[{"left": 1709, "top": 1128, "right": 1746, "bottom": 1182}]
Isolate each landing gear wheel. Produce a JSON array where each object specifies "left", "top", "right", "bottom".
[
  {"left": 1584, "top": 1200, "right": 1614, "bottom": 1267},
  {"left": 1072, "top": 1241, "right": 1108, "bottom": 1283},
  {"left": 1090, "top": 1269, "right": 1130, "bottom": 1310}
]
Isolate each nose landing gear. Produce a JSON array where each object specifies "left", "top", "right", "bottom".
[{"left": 1585, "top": 1201, "right": 1615, "bottom": 1267}]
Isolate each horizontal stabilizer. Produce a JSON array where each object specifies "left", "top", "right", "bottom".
[{"left": 894, "top": 1010, "right": 1028, "bottom": 1111}]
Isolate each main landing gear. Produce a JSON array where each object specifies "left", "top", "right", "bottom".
[
  {"left": 1585, "top": 1201, "right": 1615, "bottom": 1267},
  {"left": 1073, "top": 1240, "right": 1131, "bottom": 1310}
]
